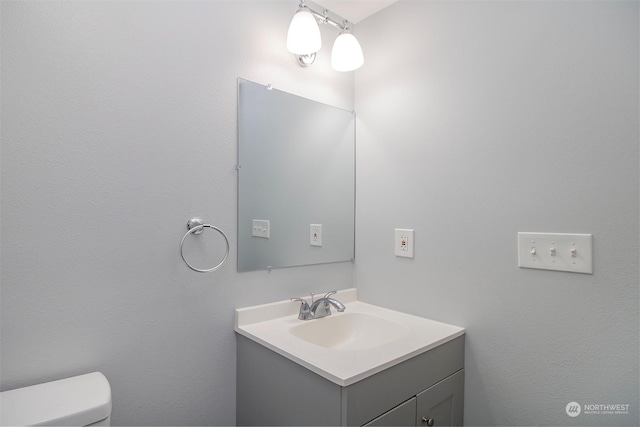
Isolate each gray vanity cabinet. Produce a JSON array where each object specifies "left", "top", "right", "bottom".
[
  {"left": 363, "top": 369, "right": 464, "bottom": 427},
  {"left": 236, "top": 334, "right": 464, "bottom": 426}
]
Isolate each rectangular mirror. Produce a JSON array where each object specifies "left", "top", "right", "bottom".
[{"left": 237, "top": 79, "right": 355, "bottom": 272}]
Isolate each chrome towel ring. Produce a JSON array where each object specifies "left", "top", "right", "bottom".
[{"left": 180, "top": 217, "right": 230, "bottom": 273}]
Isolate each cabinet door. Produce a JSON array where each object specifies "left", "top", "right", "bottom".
[
  {"left": 416, "top": 369, "right": 464, "bottom": 427},
  {"left": 364, "top": 397, "right": 416, "bottom": 427}
]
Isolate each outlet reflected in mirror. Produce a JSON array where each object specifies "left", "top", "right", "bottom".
[{"left": 237, "top": 79, "right": 355, "bottom": 272}]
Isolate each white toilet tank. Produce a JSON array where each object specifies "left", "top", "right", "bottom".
[{"left": 0, "top": 372, "right": 112, "bottom": 426}]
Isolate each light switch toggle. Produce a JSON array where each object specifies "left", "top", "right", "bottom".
[
  {"left": 549, "top": 247, "right": 556, "bottom": 257},
  {"left": 530, "top": 247, "right": 536, "bottom": 255},
  {"left": 570, "top": 247, "right": 577, "bottom": 258}
]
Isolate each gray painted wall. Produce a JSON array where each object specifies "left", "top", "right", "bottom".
[
  {"left": 354, "top": 1, "right": 639, "bottom": 426},
  {"left": 0, "top": 1, "right": 354, "bottom": 425},
  {"left": 2, "top": 0, "right": 639, "bottom": 426}
]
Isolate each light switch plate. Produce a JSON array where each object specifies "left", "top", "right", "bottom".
[
  {"left": 518, "top": 232, "right": 593, "bottom": 274},
  {"left": 310, "top": 224, "right": 322, "bottom": 247},
  {"left": 395, "top": 229, "right": 414, "bottom": 258},
  {"left": 252, "top": 219, "right": 270, "bottom": 238}
]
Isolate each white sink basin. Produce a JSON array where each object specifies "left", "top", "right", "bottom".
[
  {"left": 235, "top": 288, "right": 465, "bottom": 386},
  {"left": 290, "top": 312, "right": 409, "bottom": 350}
]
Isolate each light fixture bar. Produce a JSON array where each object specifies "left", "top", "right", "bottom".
[{"left": 300, "top": 0, "right": 353, "bottom": 32}]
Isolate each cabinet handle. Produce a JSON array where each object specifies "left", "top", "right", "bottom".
[{"left": 421, "top": 417, "right": 435, "bottom": 426}]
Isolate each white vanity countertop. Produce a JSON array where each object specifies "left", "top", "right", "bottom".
[{"left": 235, "top": 288, "right": 465, "bottom": 386}]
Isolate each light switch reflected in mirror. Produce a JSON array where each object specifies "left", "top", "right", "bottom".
[{"left": 237, "top": 79, "right": 355, "bottom": 272}]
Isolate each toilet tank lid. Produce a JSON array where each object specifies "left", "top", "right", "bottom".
[{"left": 0, "top": 372, "right": 111, "bottom": 426}]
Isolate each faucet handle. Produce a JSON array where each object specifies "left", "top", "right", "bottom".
[
  {"left": 290, "top": 297, "right": 312, "bottom": 320},
  {"left": 290, "top": 297, "right": 309, "bottom": 307}
]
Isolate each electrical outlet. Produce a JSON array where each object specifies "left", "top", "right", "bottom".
[
  {"left": 252, "top": 219, "right": 270, "bottom": 238},
  {"left": 395, "top": 229, "right": 414, "bottom": 258},
  {"left": 310, "top": 224, "right": 322, "bottom": 247}
]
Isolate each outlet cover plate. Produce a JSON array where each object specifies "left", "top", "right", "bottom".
[{"left": 395, "top": 229, "right": 414, "bottom": 258}]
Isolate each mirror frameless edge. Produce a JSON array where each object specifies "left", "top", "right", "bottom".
[{"left": 237, "top": 78, "right": 356, "bottom": 272}]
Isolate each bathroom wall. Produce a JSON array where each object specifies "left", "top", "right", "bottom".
[
  {"left": 355, "top": 1, "right": 639, "bottom": 426},
  {"left": 0, "top": 1, "right": 354, "bottom": 425},
  {"left": 3, "top": 1, "right": 639, "bottom": 426}
]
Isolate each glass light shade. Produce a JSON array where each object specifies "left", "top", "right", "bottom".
[
  {"left": 286, "top": 8, "right": 322, "bottom": 55},
  {"left": 331, "top": 32, "right": 364, "bottom": 72}
]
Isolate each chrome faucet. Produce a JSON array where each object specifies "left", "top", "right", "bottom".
[{"left": 290, "top": 291, "right": 345, "bottom": 320}]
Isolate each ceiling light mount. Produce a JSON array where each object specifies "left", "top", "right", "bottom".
[{"left": 286, "top": 0, "right": 364, "bottom": 72}]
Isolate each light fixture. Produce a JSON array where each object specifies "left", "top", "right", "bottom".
[
  {"left": 286, "top": 4, "right": 322, "bottom": 55},
  {"left": 286, "top": 0, "right": 364, "bottom": 71},
  {"left": 331, "top": 30, "right": 364, "bottom": 72}
]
